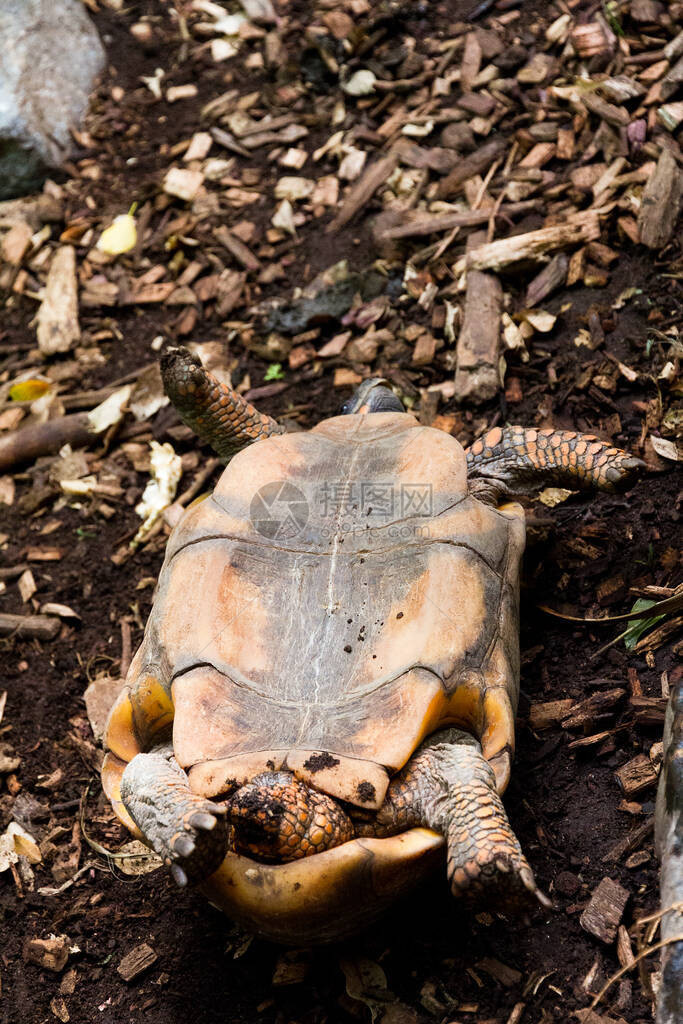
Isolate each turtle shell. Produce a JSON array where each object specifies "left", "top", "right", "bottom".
[{"left": 107, "top": 412, "right": 525, "bottom": 812}]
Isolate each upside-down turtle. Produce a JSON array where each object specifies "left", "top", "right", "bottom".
[{"left": 101, "top": 348, "right": 643, "bottom": 943}]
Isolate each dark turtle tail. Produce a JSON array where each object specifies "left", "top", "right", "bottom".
[
  {"left": 161, "top": 346, "right": 285, "bottom": 461},
  {"left": 227, "top": 771, "right": 355, "bottom": 862}
]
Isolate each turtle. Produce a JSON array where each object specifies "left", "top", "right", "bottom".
[{"left": 101, "top": 347, "right": 644, "bottom": 943}]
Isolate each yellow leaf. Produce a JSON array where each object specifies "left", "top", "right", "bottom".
[
  {"left": 96, "top": 213, "right": 137, "bottom": 255},
  {"left": 13, "top": 830, "right": 42, "bottom": 864},
  {"left": 9, "top": 379, "right": 50, "bottom": 402}
]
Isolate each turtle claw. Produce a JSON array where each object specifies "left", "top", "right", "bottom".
[
  {"left": 171, "top": 863, "right": 188, "bottom": 888},
  {"left": 120, "top": 748, "right": 229, "bottom": 887},
  {"left": 173, "top": 834, "right": 196, "bottom": 858},
  {"left": 448, "top": 848, "right": 549, "bottom": 917},
  {"left": 189, "top": 811, "right": 217, "bottom": 831},
  {"left": 164, "top": 802, "right": 229, "bottom": 885},
  {"left": 520, "top": 865, "right": 553, "bottom": 910}
]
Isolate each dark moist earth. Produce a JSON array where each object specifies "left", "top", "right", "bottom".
[{"left": 1, "top": 2, "right": 681, "bottom": 1023}]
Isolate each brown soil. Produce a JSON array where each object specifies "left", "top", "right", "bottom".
[{"left": 1, "top": 2, "right": 681, "bottom": 1023}]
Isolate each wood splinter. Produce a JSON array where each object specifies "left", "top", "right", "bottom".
[
  {"left": 454, "top": 230, "right": 502, "bottom": 405},
  {"left": 0, "top": 613, "right": 61, "bottom": 641},
  {"left": 580, "top": 877, "right": 629, "bottom": 944}
]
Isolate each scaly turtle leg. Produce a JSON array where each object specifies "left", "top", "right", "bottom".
[
  {"left": 229, "top": 730, "right": 548, "bottom": 913},
  {"left": 120, "top": 743, "right": 229, "bottom": 887},
  {"left": 466, "top": 425, "right": 644, "bottom": 496},
  {"left": 161, "top": 347, "right": 285, "bottom": 461},
  {"left": 162, "top": 350, "right": 407, "bottom": 459},
  {"left": 358, "top": 729, "right": 549, "bottom": 913}
]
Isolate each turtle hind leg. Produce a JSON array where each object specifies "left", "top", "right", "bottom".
[
  {"left": 466, "top": 425, "right": 645, "bottom": 496},
  {"left": 120, "top": 743, "right": 229, "bottom": 886},
  {"left": 160, "top": 346, "right": 285, "bottom": 461},
  {"left": 360, "top": 729, "right": 549, "bottom": 914}
]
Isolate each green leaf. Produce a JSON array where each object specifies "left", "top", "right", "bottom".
[
  {"left": 264, "top": 363, "right": 285, "bottom": 381},
  {"left": 602, "top": 1, "right": 624, "bottom": 35},
  {"left": 623, "top": 599, "right": 665, "bottom": 651}
]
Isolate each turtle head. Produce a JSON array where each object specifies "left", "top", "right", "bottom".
[{"left": 341, "top": 377, "right": 404, "bottom": 415}]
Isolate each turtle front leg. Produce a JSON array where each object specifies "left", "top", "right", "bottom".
[
  {"left": 161, "top": 346, "right": 285, "bottom": 461},
  {"left": 120, "top": 743, "right": 229, "bottom": 887},
  {"left": 359, "top": 729, "right": 549, "bottom": 913},
  {"left": 466, "top": 425, "right": 644, "bottom": 496}
]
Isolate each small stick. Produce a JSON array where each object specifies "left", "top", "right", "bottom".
[
  {"left": 0, "top": 413, "right": 95, "bottom": 472},
  {"left": 177, "top": 457, "right": 221, "bottom": 507},
  {"left": 506, "top": 1004, "right": 525, "bottom": 1024},
  {"left": 377, "top": 199, "right": 541, "bottom": 241},
  {"left": 452, "top": 216, "right": 601, "bottom": 274},
  {"left": 437, "top": 137, "right": 507, "bottom": 198},
  {"left": 590, "top": 934, "right": 683, "bottom": 1010},
  {"left": 487, "top": 182, "right": 509, "bottom": 243},
  {"left": 539, "top": 591, "right": 683, "bottom": 624},
  {"left": 328, "top": 150, "right": 399, "bottom": 232},
  {"left": 471, "top": 158, "right": 501, "bottom": 210},
  {"left": 119, "top": 619, "right": 132, "bottom": 680},
  {"left": 0, "top": 564, "right": 29, "bottom": 582},
  {"left": 0, "top": 613, "right": 61, "bottom": 640}
]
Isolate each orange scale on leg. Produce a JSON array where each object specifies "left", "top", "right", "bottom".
[{"left": 452, "top": 867, "right": 468, "bottom": 889}]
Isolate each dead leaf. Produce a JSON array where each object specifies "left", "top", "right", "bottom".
[{"left": 117, "top": 841, "right": 163, "bottom": 876}]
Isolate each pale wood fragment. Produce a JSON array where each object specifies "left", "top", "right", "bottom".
[
  {"left": 163, "top": 167, "right": 204, "bottom": 201},
  {"left": 580, "top": 878, "right": 629, "bottom": 943},
  {"left": 528, "top": 698, "right": 574, "bottom": 731},
  {"left": 637, "top": 149, "right": 682, "bottom": 250},
  {"left": 36, "top": 246, "right": 80, "bottom": 355},
  {"left": 615, "top": 754, "right": 659, "bottom": 796},
  {"left": 214, "top": 225, "right": 261, "bottom": 271},
  {"left": 0, "top": 613, "right": 61, "bottom": 640},
  {"left": 23, "top": 935, "right": 69, "bottom": 972},
  {"left": 454, "top": 231, "right": 501, "bottom": 405},
  {"left": 375, "top": 200, "right": 539, "bottom": 241},
  {"left": 436, "top": 137, "right": 506, "bottom": 198},
  {"left": 453, "top": 215, "right": 600, "bottom": 274},
  {"left": 328, "top": 151, "right": 398, "bottom": 232},
  {"left": 117, "top": 943, "right": 158, "bottom": 981},
  {"left": 1, "top": 221, "right": 32, "bottom": 265},
  {"left": 616, "top": 924, "right": 635, "bottom": 968}
]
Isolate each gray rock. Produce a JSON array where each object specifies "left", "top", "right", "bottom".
[{"left": 0, "top": 0, "right": 105, "bottom": 200}]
